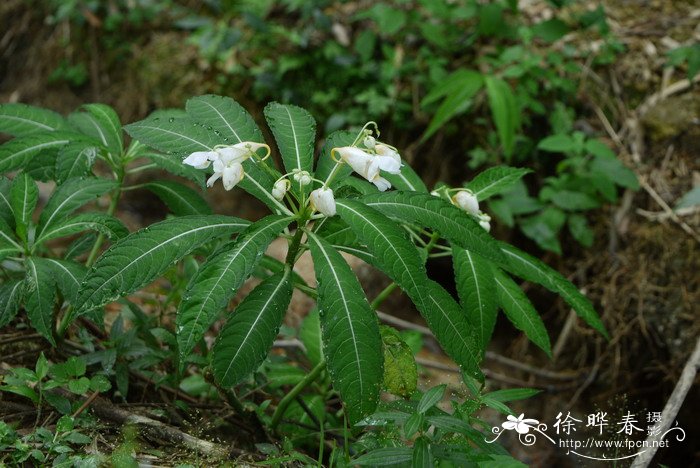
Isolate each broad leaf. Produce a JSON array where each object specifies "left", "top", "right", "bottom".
[
  {"left": 124, "top": 112, "right": 219, "bottom": 156},
  {"left": 422, "top": 70, "right": 483, "bottom": 141},
  {"left": 10, "top": 173, "right": 38, "bottom": 241},
  {"left": 308, "top": 232, "right": 382, "bottom": 423},
  {"left": 453, "top": 248, "right": 497, "bottom": 353},
  {"left": 382, "top": 164, "right": 429, "bottom": 193},
  {"left": 0, "top": 280, "right": 24, "bottom": 328},
  {"left": 263, "top": 102, "right": 316, "bottom": 176},
  {"left": 37, "top": 177, "right": 116, "bottom": 238},
  {"left": 143, "top": 152, "right": 205, "bottom": 188},
  {"left": 0, "top": 217, "right": 21, "bottom": 250},
  {"left": 75, "top": 215, "right": 249, "bottom": 315},
  {"left": 0, "top": 176, "right": 14, "bottom": 227},
  {"left": 0, "top": 131, "right": 78, "bottom": 173},
  {"left": 485, "top": 76, "right": 519, "bottom": 158},
  {"left": 466, "top": 166, "right": 532, "bottom": 201},
  {"left": 212, "top": 270, "right": 292, "bottom": 386},
  {"left": 185, "top": 94, "right": 264, "bottom": 143},
  {"left": 359, "top": 191, "right": 505, "bottom": 263},
  {"left": 494, "top": 269, "right": 551, "bottom": 356},
  {"left": 55, "top": 143, "right": 98, "bottom": 184},
  {"left": 69, "top": 104, "right": 123, "bottom": 154},
  {"left": 299, "top": 308, "right": 324, "bottom": 366},
  {"left": 177, "top": 215, "right": 291, "bottom": 360},
  {"left": 35, "top": 213, "right": 128, "bottom": 245},
  {"left": 498, "top": 242, "right": 607, "bottom": 337},
  {"left": 45, "top": 259, "right": 86, "bottom": 303},
  {"left": 25, "top": 258, "right": 57, "bottom": 344},
  {"left": 0, "top": 103, "right": 66, "bottom": 137},
  {"left": 143, "top": 180, "right": 211, "bottom": 216}
]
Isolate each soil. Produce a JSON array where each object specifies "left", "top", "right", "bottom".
[{"left": 1, "top": 0, "right": 698, "bottom": 466}]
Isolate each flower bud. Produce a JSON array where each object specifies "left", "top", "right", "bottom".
[
  {"left": 477, "top": 212, "right": 491, "bottom": 232},
  {"left": 363, "top": 135, "right": 376, "bottom": 149},
  {"left": 309, "top": 187, "right": 336, "bottom": 217},
  {"left": 453, "top": 190, "right": 480, "bottom": 216},
  {"left": 293, "top": 170, "right": 312, "bottom": 186},
  {"left": 272, "top": 179, "right": 289, "bottom": 200}
]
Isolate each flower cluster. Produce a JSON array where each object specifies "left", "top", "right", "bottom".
[
  {"left": 332, "top": 136, "right": 402, "bottom": 192},
  {"left": 183, "top": 142, "right": 269, "bottom": 191}
]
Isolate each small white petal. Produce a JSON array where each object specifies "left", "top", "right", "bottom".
[
  {"left": 479, "top": 220, "right": 491, "bottom": 232},
  {"left": 217, "top": 147, "right": 248, "bottom": 165},
  {"left": 207, "top": 172, "right": 221, "bottom": 187},
  {"left": 272, "top": 180, "right": 288, "bottom": 200},
  {"left": 515, "top": 424, "right": 531, "bottom": 434},
  {"left": 375, "top": 144, "right": 402, "bottom": 168},
  {"left": 310, "top": 187, "right": 336, "bottom": 216},
  {"left": 183, "top": 151, "right": 213, "bottom": 169},
  {"left": 337, "top": 146, "right": 380, "bottom": 181},
  {"left": 222, "top": 163, "right": 244, "bottom": 190},
  {"left": 372, "top": 177, "right": 391, "bottom": 192},
  {"left": 453, "top": 190, "right": 480, "bottom": 216}
]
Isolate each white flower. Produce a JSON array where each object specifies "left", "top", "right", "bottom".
[
  {"left": 272, "top": 179, "right": 289, "bottom": 200},
  {"left": 309, "top": 187, "right": 336, "bottom": 217},
  {"left": 185, "top": 141, "right": 268, "bottom": 191},
  {"left": 335, "top": 146, "right": 396, "bottom": 191},
  {"left": 453, "top": 190, "right": 479, "bottom": 216},
  {"left": 208, "top": 159, "right": 244, "bottom": 190},
  {"left": 477, "top": 212, "right": 491, "bottom": 232},
  {"left": 502, "top": 414, "right": 539, "bottom": 434},
  {"left": 374, "top": 144, "right": 402, "bottom": 174},
  {"left": 182, "top": 151, "right": 215, "bottom": 169},
  {"left": 373, "top": 177, "right": 391, "bottom": 192},
  {"left": 292, "top": 169, "right": 312, "bottom": 186}
]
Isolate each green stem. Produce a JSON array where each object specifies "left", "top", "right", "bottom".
[
  {"left": 271, "top": 360, "right": 326, "bottom": 430},
  {"left": 370, "top": 282, "right": 398, "bottom": 310},
  {"left": 86, "top": 180, "right": 123, "bottom": 267}
]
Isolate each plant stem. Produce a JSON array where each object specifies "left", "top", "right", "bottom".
[
  {"left": 370, "top": 282, "right": 398, "bottom": 310},
  {"left": 86, "top": 180, "right": 122, "bottom": 267},
  {"left": 270, "top": 360, "right": 326, "bottom": 430}
]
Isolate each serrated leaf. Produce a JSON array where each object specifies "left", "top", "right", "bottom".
[
  {"left": 308, "top": 232, "right": 382, "bottom": 423},
  {"left": 299, "top": 308, "right": 324, "bottom": 366},
  {"left": 0, "top": 131, "right": 78, "bottom": 173},
  {"left": 25, "top": 258, "right": 57, "bottom": 344},
  {"left": 177, "top": 215, "right": 291, "bottom": 360},
  {"left": 485, "top": 77, "right": 519, "bottom": 158},
  {"left": 383, "top": 164, "right": 429, "bottom": 192},
  {"left": 0, "top": 103, "right": 67, "bottom": 137},
  {"left": 335, "top": 199, "right": 482, "bottom": 378},
  {"left": 359, "top": 191, "right": 505, "bottom": 263},
  {"left": 37, "top": 178, "right": 116, "bottom": 241},
  {"left": 10, "top": 173, "right": 38, "bottom": 241},
  {"left": 142, "top": 152, "right": 205, "bottom": 187},
  {"left": 24, "top": 147, "right": 58, "bottom": 181},
  {"left": 453, "top": 248, "right": 497, "bottom": 353},
  {"left": 264, "top": 102, "right": 316, "bottom": 176},
  {"left": 124, "top": 113, "right": 219, "bottom": 156},
  {"left": 497, "top": 242, "right": 607, "bottom": 337},
  {"left": 212, "top": 270, "right": 292, "bottom": 386},
  {"left": 494, "top": 269, "right": 551, "bottom": 356},
  {"left": 466, "top": 166, "right": 532, "bottom": 201},
  {"left": 45, "top": 259, "right": 86, "bottom": 303},
  {"left": 185, "top": 94, "right": 264, "bottom": 144},
  {"left": 76, "top": 215, "right": 249, "bottom": 315},
  {"left": 380, "top": 326, "right": 417, "bottom": 398},
  {"left": 0, "top": 217, "right": 21, "bottom": 251},
  {"left": 69, "top": 104, "right": 122, "bottom": 154},
  {"left": 314, "top": 130, "right": 355, "bottom": 188},
  {"left": 0, "top": 280, "right": 24, "bottom": 328},
  {"left": 35, "top": 213, "right": 128, "bottom": 245},
  {"left": 0, "top": 176, "right": 14, "bottom": 227},
  {"left": 143, "top": 180, "right": 211, "bottom": 216},
  {"left": 353, "top": 448, "right": 413, "bottom": 466},
  {"left": 55, "top": 143, "right": 98, "bottom": 184}
]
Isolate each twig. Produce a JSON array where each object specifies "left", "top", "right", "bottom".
[
  {"left": 631, "top": 336, "right": 700, "bottom": 468},
  {"left": 636, "top": 205, "right": 700, "bottom": 221},
  {"left": 72, "top": 390, "right": 101, "bottom": 418},
  {"left": 638, "top": 178, "right": 700, "bottom": 242},
  {"left": 0, "top": 333, "right": 41, "bottom": 346}
]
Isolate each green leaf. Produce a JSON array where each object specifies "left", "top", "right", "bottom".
[
  {"left": 532, "top": 18, "right": 569, "bottom": 42},
  {"left": 124, "top": 112, "right": 219, "bottom": 156},
  {"left": 212, "top": 270, "right": 292, "bottom": 386},
  {"left": 334, "top": 199, "right": 482, "bottom": 378},
  {"left": 538, "top": 134, "right": 575, "bottom": 153},
  {"left": 497, "top": 242, "right": 607, "bottom": 337},
  {"left": 485, "top": 77, "right": 519, "bottom": 158},
  {"left": 24, "top": 147, "right": 58, "bottom": 182},
  {"left": 567, "top": 214, "right": 593, "bottom": 247},
  {"left": 382, "top": 164, "right": 429, "bottom": 193},
  {"left": 380, "top": 326, "right": 417, "bottom": 398},
  {"left": 0, "top": 217, "right": 21, "bottom": 251},
  {"left": 263, "top": 102, "right": 316, "bottom": 176},
  {"left": 494, "top": 269, "right": 551, "bottom": 356},
  {"left": 68, "top": 377, "right": 90, "bottom": 395},
  {"left": 0, "top": 103, "right": 67, "bottom": 137},
  {"left": 177, "top": 215, "right": 290, "bottom": 360},
  {"left": 0, "top": 176, "right": 14, "bottom": 227},
  {"left": 143, "top": 180, "right": 211, "bottom": 216},
  {"left": 185, "top": 94, "right": 264, "bottom": 144},
  {"left": 353, "top": 448, "right": 413, "bottom": 466},
  {"left": 45, "top": 259, "right": 86, "bottom": 303},
  {"left": 422, "top": 71, "right": 483, "bottom": 141},
  {"left": 308, "top": 232, "right": 382, "bottom": 423},
  {"left": 453, "top": 248, "right": 497, "bottom": 353},
  {"left": 0, "top": 131, "right": 78, "bottom": 174},
  {"left": 545, "top": 189, "right": 599, "bottom": 210},
  {"left": 590, "top": 153, "right": 639, "bottom": 190},
  {"left": 35, "top": 352, "right": 49, "bottom": 380},
  {"left": 299, "top": 308, "right": 324, "bottom": 366},
  {"left": 675, "top": 186, "right": 700, "bottom": 210},
  {"left": 404, "top": 412, "right": 424, "bottom": 438},
  {"left": 35, "top": 213, "right": 128, "bottom": 245},
  {"left": 142, "top": 151, "right": 205, "bottom": 188},
  {"left": 483, "top": 387, "right": 540, "bottom": 403},
  {"left": 69, "top": 104, "right": 123, "bottom": 154},
  {"left": 359, "top": 191, "right": 505, "bottom": 263},
  {"left": 76, "top": 215, "right": 249, "bottom": 315},
  {"left": 412, "top": 437, "right": 434, "bottom": 468},
  {"left": 55, "top": 143, "right": 98, "bottom": 184},
  {"left": 0, "top": 280, "right": 24, "bottom": 328},
  {"left": 25, "top": 258, "right": 57, "bottom": 344},
  {"left": 418, "top": 384, "right": 446, "bottom": 413},
  {"left": 10, "top": 173, "right": 38, "bottom": 241},
  {"left": 37, "top": 177, "right": 116, "bottom": 239},
  {"left": 467, "top": 166, "right": 532, "bottom": 201}
]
